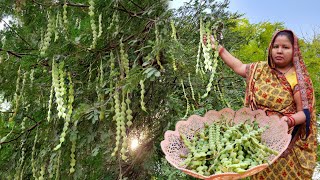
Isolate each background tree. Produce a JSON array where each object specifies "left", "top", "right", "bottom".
[{"left": 0, "top": 0, "right": 318, "bottom": 179}]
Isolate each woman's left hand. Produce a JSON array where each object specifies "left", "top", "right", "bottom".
[{"left": 280, "top": 116, "right": 290, "bottom": 127}]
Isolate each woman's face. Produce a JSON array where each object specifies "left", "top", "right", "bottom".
[{"left": 271, "top": 35, "right": 293, "bottom": 68}]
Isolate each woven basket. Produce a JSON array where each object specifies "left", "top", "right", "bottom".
[{"left": 160, "top": 107, "right": 291, "bottom": 180}]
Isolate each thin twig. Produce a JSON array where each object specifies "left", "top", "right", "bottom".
[
  {"left": 0, "top": 120, "right": 42, "bottom": 145},
  {"left": 1, "top": 20, "right": 33, "bottom": 48},
  {"left": 25, "top": 115, "right": 38, "bottom": 124},
  {"left": 128, "top": 0, "right": 145, "bottom": 11}
]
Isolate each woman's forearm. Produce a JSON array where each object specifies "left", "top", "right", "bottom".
[{"left": 282, "top": 111, "right": 306, "bottom": 128}]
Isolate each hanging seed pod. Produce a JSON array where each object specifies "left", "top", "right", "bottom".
[
  {"left": 31, "top": 129, "right": 38, "bottom": 179},
  {"left": 75, "top": 18, "right": 79, "bottom": 29},
  {"left": 54, "top": 12, "right": 60, "bottom": 42},
  {"left": 202, "top": 72, "right": 215, "bottom": 98},
  {"left": 205, "top": 22, "right": 214, "bottom": 71},
  {"left": 201, "top": 21, "right": 213, "bottom": 72},
  {"left": 120, "top": 93, "right": 128, "bottom": 160},
  {"left": 87, "top": 63, "right": 92, "bottom": 89},
  {"left": 111, "top": 90, "right": 121, "bottom": 157},
  {"left": 98, "top": 14, "right": 102, "bottom": 38},
  {"left": 21, "top": 117, "right": 26, "bottom": 132},
  {"left": 119, "top": 38, "right": 130, "bottom": 77},
  {"left": 52, "top": 60, "right": 61, "bottom": 118},
  {"left": 196, "top": 41, "right": 202, "bottom": 74},
  {"left": 154, "top": 22, "right": 164, "bottom": 70},
  {"left": 109, "top": 52, "right": 115, "bottom": 112},
  {"left": 69, "top": 120, "right": 78, "bottom": 174},
  {"left": 99, "top": 60, "right": 105, "bottom": 121},
  {"left": 19, "top": 164, "right": 26, "bottom": 180},
  {"left": 88, "top": 0, "right": 97, "bottom": 49},
  {"left": 20, "top": 72, "right": 27, "bottom": 98},
  {"left": 63, "top": 2, "right": 68, "bottom": 25},
  {"left": 9, "top": 67, "right": 22, "bottom": 122},
  {"left": 139, "top": 80, "right": 147, "bottom": 112},
  {"left": 107, "top": 12, "right": 115, "bottom": 31},
  {"left": 170, "top": 20, "right": 177, "bottom": 40},
  {"left": 107, "top": 1, "right": 119, "bottom": 37},
  {"left": 39, "top": 29, "right": 44, "bottom": 50},
  {"left": 52, "top": 61, "right": 65, "bottom": 119},
  {"left": 168, "top": 48, "right": 177, "bottom": 71},
  {"left": 47, "top": 84, "right": 54, "bottom": 122},
  {"left": 202, "top": 34, "right": 219, "bottom": 99},
  {"left": 113, "top": 11, "right": 119, "bottom": 37},
  {"left": 54, "top": 73, "right": 74, "bottom": 151},
  {"left": 54, "top": 150, "right": 62, "bottom": 180},
  {"left": 40, "top": 13, "right": 54, "bottom": 57},
  {"left": 181, "top": 79, "right": 190, "bottom": 119},
  {"left": 169, "top": 20, "right": 178, "bottom": 71},
  {"left": 77, "top": 18, "right": 81, "bottom": 30},
  {"left": 38, "top": 164, "right": 45, "bottom": 180},
  {"left": 188, "top": 73, "right": 195, "bottom": 101},
  {"left": 59, "top": 62, "right": 67, "bottom": 118},
  {"left": 30, "top": 69, "right": 34, "bottom": 88},
  {"left": 126, "top": 92, "right": 133, "bottom": 127},
  {"left": 99, "top": 59, "right": 104, "bottom": 85},
  {"left": 15, "top": 66, "right": 21, "bottom": 97},
  {"left": 47, "top": 153, "right": 56, "bottom": 179},
  {"left": 15, "top": 122, "right": 27, "bottom": 180}
]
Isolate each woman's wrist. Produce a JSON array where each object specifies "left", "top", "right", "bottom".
[
  {"left": 218, "top": 45, "right": 224, "bottom": 56},
  {"left": 287, "top": 115, "right": 296, "bottom": 127}
]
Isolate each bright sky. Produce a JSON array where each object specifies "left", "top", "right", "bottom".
[
  {"left": 169, "top": 0, "right": 320, "bottom": 41},
  {"left": 0, "top": 16, "right": 13, "bottom": 31},
  {"left": 0, "top": 19, "right": 5, "bottom": 30}
]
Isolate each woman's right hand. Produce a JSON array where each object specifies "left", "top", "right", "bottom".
[
  {"left": 203, "top": 34, "right": 247, "bottom": 78},
  {"left": 202, "top": 34, "right": 217, "bottom": 50}
]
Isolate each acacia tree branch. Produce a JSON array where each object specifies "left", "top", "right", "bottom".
[
  {"left": 0, "top": 120, "right": 42, "bottom": 145},
  {"left": 0, "top": 48, "right": 22, "bottom": 58},
  {"left": 0, "top": 47, "right": 39, "bottom": 58},
  {"left": 116, "top": 3, "right": 146, "bottom": 19}
]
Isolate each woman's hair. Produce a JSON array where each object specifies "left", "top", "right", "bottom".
[{"left": 273, "top": 31, "right": 294, "bottom": 46}]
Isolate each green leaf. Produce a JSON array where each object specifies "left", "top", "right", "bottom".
[
  {"left": 154, "top": 71, "right": 161, "bottom": 77},
  {"left": 146, "top": 68, "right": 157, "bottom": 78},
  {"left": 91, "top": 147, "right": 100, "bottom": 157},
  {"left": 143, "top": 67, "right": 155, "bottom": 74}
]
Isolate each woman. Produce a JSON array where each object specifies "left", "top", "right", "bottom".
[{"left": 205, "top": 30, "right": 317, "bottom": 179}]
